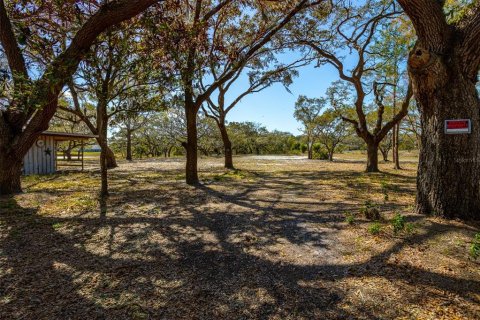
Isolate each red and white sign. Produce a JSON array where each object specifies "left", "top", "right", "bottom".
[{"left": 445, "top": 119, "right": 471, "bottom": 134}]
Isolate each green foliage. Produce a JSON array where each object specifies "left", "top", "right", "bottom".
[
  {"left": 344, "top": 211, "right": 355, "bottom": 225},
  {"left": 470, "top": 233, "right": 480, "bottom": 260},
  {"left": 391, "top": 213, "right": 406, "bottom": 234},
  {"left": 52, "top": 222, "right": 63, "bottom": 230},
  {"left": 312, "top": 143, "right": 329, "bottom": 160},
  {"left": 405, "top": 223, "right": 416, "bottom": 234},
  {"left": 444, "top": 0, "right": 476, "bottom": 24},
  {"left": 360, "top": 201, "right": 381, "bottom": 220},
  {"left": 380, "top": 180, "right": 389, "bottom": 202},
  {"left": 212, "top": 170, "right": 247, "bottom": 181},
  {"left": 368, "top": 222, "right": 382, "bottom": 235},
  {"left": 300, "top": 144, "right": 308, "bottom": 153}
]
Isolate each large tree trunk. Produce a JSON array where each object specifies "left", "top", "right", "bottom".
[
  {"left": 397, "top": 0, "right": 480, "bottom": 221},
  {"left": 413, "top": 52, "right": 480, "bottom": 219},
  {"left": 185, "top": 104, "right": 199, "bottom": 185},
  {"left": 97, "top": 100, "right": 109, "bottom": 196},
  {"left": 307, "top": 141, "right": 313, "bottom": 160},
  {"left": 366, "top": 141, "right": 380, "bottom": 173},
  {"left": 0, "top": 153, "right": 22, "bottom": 195},
  {"left": 100, "top": 144, "right": 108, "bottom": 197},
  {"left": 218, "top": 120, "right": 234, "bottom": 169},
  {"left": 126, "top": 129, "right": 133, "bottom": 161}
]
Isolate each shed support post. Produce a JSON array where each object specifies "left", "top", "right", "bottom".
[{"left": 81, "top": 141, "right": 85, "bottom": 171}]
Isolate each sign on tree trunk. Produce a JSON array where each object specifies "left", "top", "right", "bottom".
[{"left": 445, "top": 120, "right": 471, "bottom": 134}]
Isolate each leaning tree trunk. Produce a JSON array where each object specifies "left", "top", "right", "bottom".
[
  {"left": 0, "top": 152, "right": 23, "bottom": 195},
  {"left": 411, "top": 48, "right": 480, "bottom": 219},
  {"left": 393, "top": 123, "right": 401, "bottom": 169},
  {"left": 105, "top": 144, "right": 117, "bottom": 168},
  {"left": 185, "top": 104, "right": 199, "bottom": 185},
  {"left": 218, "top": 121, "right": 234, "bottom": 169},
  {"left": 366, "top": 141, "right": 380, "bottom": 173},
  {"left": 95, "top": 136, "right": 117, "bottom": 168},
  {"left": 380, "top": 148, "right": 389, "bottom": 162}
]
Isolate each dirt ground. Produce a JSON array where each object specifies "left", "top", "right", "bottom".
[{"left": 1, "top": 153, "right": 479, "bottom": 319}]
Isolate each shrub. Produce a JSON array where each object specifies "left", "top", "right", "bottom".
[
  {"left": 470, "top": 233, "right": 480, "bottom": 260},
  {"left": 52, "top": 222, "right": 63, "bottom": 230},
  {"left": 391, "top": 213, "right": 406, "bottom": 234},
  {"left": 405, "top": 222, "right": 415, "bottom": 234},
  {"left": 361, "top": 201, "right": 381, "bottom": 221},
  {"left": 344, "top": 211, "right": 355, "bottom": 225},
  {"left": 380, "top": 181, "right": 389, "bottom": 202},
  {"left": 312, "top": 144, "right": 329, "bottom": 160},
  {"left": 368, "top": 222, "right": 382, "bottom": 235}
]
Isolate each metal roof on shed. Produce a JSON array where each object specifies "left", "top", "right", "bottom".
[{"left": 40, "top": 131, "right": 98, "bottom": 140}]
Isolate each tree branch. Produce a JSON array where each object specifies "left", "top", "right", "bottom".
[
  {"left": 0, "top": 0, "right": 28, "bottom": 78},
  {"left": 377, "top": 81, "right": 413, "bottom": 140},
  {"left": 15, "top": 0, "right": 160, "bottom": 157},
  {"left": 458, "top": 2, "right": 480, "bottom": 80},
  {"left": 397, "top": 0, "right": 451, "bottom": 53}
]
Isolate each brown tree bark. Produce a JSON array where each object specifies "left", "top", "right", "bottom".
[
  {"left": 398, "top": 0, "right": 480, "bottom": 219},
  {"left": 0, "top": 152, "right": 22, "bottom": 195},
  {"left": 126, "top": 129, "right": 133, "bottom": 161},
  {"left": 96, "top": 97, "right": 118, "bottom": 169},
  {"left": 366, "top": 141, "right": 380, "bottom": 173},
  {"left": 100, "top": 146, "right": 109, "bottom": 197},
  {"left": 392, "top": 72, "right": 401, "bottom": 170},
  {"left": 380, "top": 148, "right": 389, "bottom": 162},
  {"left": 307, "top": 138, "right": 313, "bottom": 160},
  {"left": 218, "top": 121, "right": 234, "bottom": 169},
  {"left": 185, "top": 102, "right": 199, "bottom": 185},
  {"left": 393, "top": 123, "right": 401, "bottom": 169},
  {"left": 99, "top": 105, "right": 109, "bottom": 197},
  {"left": 414, "top": 57, "right": 480, "bottom": 219},
  {"left": 105, "top": 145, "right": 118, "bottom": 168}
]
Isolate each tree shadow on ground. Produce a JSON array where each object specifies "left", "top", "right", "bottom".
[{"left": 0, "top": 167, "right": 479, "bottom": 319}]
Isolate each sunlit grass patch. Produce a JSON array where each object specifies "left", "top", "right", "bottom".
[
  {"left": 36, "top": 192, "right": 98, "bottom": 215},
  {"left": 25, "top": 173, "right": 98, "bottom": 193},
  {"left": 210, "top": 169, "right": 251, "bottom": 182}
]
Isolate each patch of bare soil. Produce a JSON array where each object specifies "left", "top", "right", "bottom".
[{"left": 0, "top": 155, "right": 479, "bottom": 319}]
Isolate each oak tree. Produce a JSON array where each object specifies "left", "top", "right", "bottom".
[
  {"left": 397, "top": 0, "right": 480, "bottom": 219},
  {"left": 0, "top": 0, "right": 159, "bottom": 194}
]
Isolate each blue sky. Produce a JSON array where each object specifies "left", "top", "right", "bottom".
[{"left": 223, "top": 54, "right": 342, "bottom": 136}]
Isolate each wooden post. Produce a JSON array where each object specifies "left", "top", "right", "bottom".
[
  {"left": 81, "top": 141, "right": 84, "bottom": 171},
  {"left": 54, "top": 141, "right": 58, "bottom": 172}
]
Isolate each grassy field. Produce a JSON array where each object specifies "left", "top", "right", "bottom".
[{"left": 0, "top": 154, "right": 479, "bottom": 319}]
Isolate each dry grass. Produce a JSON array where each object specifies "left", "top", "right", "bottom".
[{"left": 0, "top": 153, "right": 479, "bottom": 319}]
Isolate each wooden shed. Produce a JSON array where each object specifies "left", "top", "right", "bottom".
[{"left": 23, "top": 131, "right": 97, "bottom": 175}]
